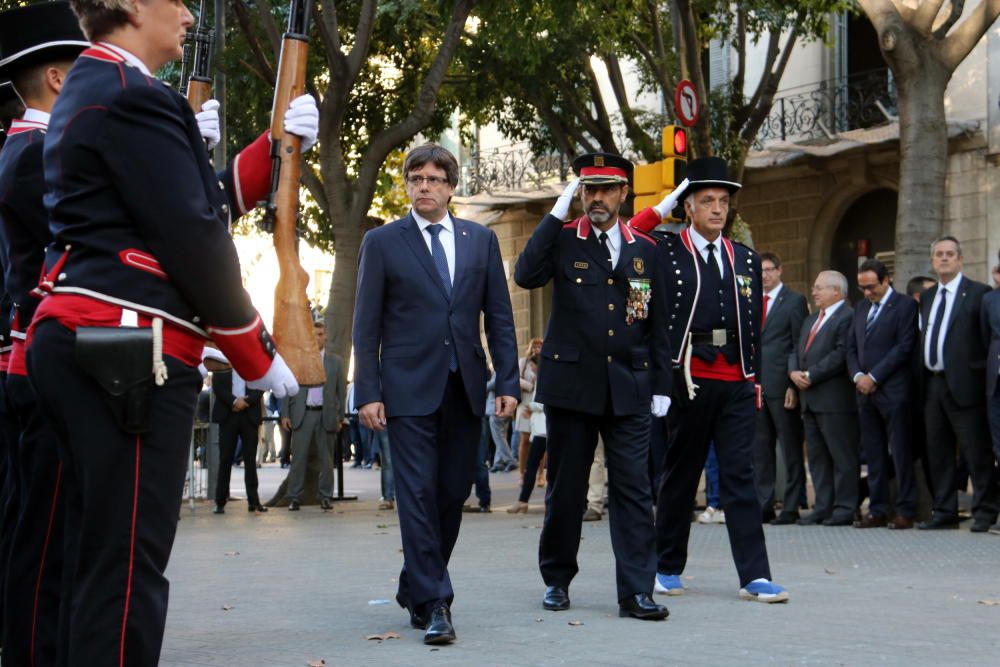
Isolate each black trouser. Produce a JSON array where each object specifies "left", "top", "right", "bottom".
[
  {"left": 656, "top": 379, "right": 771, "bottom": 587},
  {"left": 924, "top": 375, "right": 1000, "bottom": 522},
  {"left": 519, "top": 435, "right": 547, "bottom": 503},
  {"left": 858, "top": 392, "right": 917, "bottom": 518},
  {"left": 215, "top": 413, "right": 261, "bottom": 506},
  {"left": 0, "top": 374, "right": 20, "bottom": 647},
  {"left": 2, "top": 374, "right": 64, "bottom": 665},
  {"left": 988, "top": 383, "right": 1000, "bottom": 473},
  {"left": 541, "top": 402, "right": 655, "bottom": 601},
  {"left": 28, "top": 319, "right": 202, "bottom": 667},
  {"left": 388, "top": 372, "right": 480, "bottom": 613},
  {"left": 753, "top": 393, "right": 806, "bottom": 516}
]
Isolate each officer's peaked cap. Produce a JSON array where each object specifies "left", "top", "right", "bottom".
[
  {"left": 0, "top": 2, "right": 89, "bottom": 80},
  {"left": 572, "top": 152, "right": 632, "bottom": 186}
]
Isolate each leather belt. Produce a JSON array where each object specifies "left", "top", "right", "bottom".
[
  {"left": 689, "top": 329, "right": 737, "bottom": 346},
  {"left": 306, "top": 405, "right": 323, "bottom": 410},
  {"left": 927, "top": 370, "right": 946, "bottom": 378}
]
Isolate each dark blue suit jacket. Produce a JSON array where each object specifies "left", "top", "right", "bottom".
[
  {"left": 847, "top": 288, "right": 917, "bottom": 404},
  {"left": 352, "top": 212, "right": 519, "bottom": 417},
  {"left": 980, "top": 288, "right": 1000, "bottom": 397}
]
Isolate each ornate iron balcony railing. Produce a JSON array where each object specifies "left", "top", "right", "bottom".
[
  {"left": 756, "top": 67, "right": 897, "bottom": 146},
  {"left": 460, "top": 142, "right": 569, "bottom": 196}
]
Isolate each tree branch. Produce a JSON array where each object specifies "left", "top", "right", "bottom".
[
  {"left": 733, "top": 7, "right": 746, "bottom": 98},
  {"left": 554, "top": 75, "right": 610, "bottom": 146},
  {"left": 603, "top": 53, "right": 657, "bottom": 161},
  {"left": 300, "top": 162, "right": 329, "bottom": 216},
  {"left": 741, "top": 20, "right": 801, "bottom": 147},
  {"left": 941, "top": 0, "right": 1000, "bottom": 70},
  {"left": 345, "top": 0, "right": 378, "bottom": 83},
  {"left": 744, "top": 28, "right": 782, "bottom": 124},
  {"left": 933, "top": 0, "right": 966, "bottom": 38},
  {"left": 628, "top": 33, "right": 672, "bottom": 97},
  {"left": 253, "top": 0, "right": 283, "bottom": 62},
  {"left": 314, "top": 0, "right": 347, "bottom": 80},
  {"left": 913, "top": 0, "right": 947, "bottom": 34},
  {"left": 231, "top": 0, "right": 275, "bottom": 84},
  {"left": 359, "top": 0, "right": 474, "bottom": 202}
]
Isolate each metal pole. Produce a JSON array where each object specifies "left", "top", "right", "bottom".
[{"left": 213, "top": 0, "right": 227, "bottom": 166}]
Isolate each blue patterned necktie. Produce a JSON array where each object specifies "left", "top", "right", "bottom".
[
  {"left": 865, "top": 302, "right": 880, "bottom": 335},
  {"left": 426, "top": 223, "right": 452, "bottom": 299},
  {"left": 426, "top": 223, "right": 458, "bottom": 371}
]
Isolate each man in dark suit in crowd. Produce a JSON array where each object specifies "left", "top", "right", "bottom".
[
  {"left": 789, "top": 271, "right": 858, "bottom": 526},
  {"left": 281, "top": 318, "right": 346, "bottom": 510},
  {"left": 919, "top": 236, "right": 1000, "bottom": 531},
  {"left": 981, "top": 250, "right": 1000, "bottom": 535},
  {"left": 353, "top": 144, "right": 519, "bottom": 645},
  {"left": 753, "top": 252, "right": 808, "bottom": 524},
  {"left": 212, "top": 370, "right": 266, "bottom": 513},
  {"left": 515, "top": 153, "right": 671, "bottom": 621},
  {"left": 847, "top": 259, "right": 919, "bottom": 528}
]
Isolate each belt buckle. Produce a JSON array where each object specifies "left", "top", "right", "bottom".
[{"left": 712, "top": 329, "right": 727, "bottom": 346}]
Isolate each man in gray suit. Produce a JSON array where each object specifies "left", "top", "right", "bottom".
[
  {"left": 281, "top": 319, "right": 347, "bottom": 510},
  {"left": 753, "top": 252, "right": 808, "bottom": 524},
  {"left": 789, "top": 271, "right": 859, "bottom": 526}
]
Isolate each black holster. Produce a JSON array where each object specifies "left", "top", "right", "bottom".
[{"left": 75, "top": 327, "right": 155, "bottom": 434}]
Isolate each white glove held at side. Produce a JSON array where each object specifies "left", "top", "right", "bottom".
[
  {"left": 653, "top": 178, "right": 690, "bottom": 218},
  {"left": 247, "top": 353, "right": 300, "bottom": 399},
  {"left": 549, "top": 177, "right": 581, "bottom": 220},
  {"left": 195, "top": 99, "right": 221, "bottom": 150},
  {"left": 283, "top": 94, "right": 319, "bottom": 152},
  {"left": 651, "top": 394, "right": 671, "bottom": 418}
]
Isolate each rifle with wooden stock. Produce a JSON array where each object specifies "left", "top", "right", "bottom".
[
  {"left": 182, "top": 0, "right": 213, "bottom": 113},
  {"left": 261, "top": 0, "right": 325, "bottom": 387}
]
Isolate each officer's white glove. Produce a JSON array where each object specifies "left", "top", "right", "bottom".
[
  {"left": 549, "top": 177, "right": 581, "bottom": 220},
  {"left": 284, "top": 94, "right": 319, "bottom": 152},
  {"left": 653, "top": 178, "right": 689, "bottom": 218},
  {"left": 247, "top": 353, "right": 300, "bottom": 399},
  {"left": 195, "top": 99, "right": 221, "bottom": 150},
  {"left": 651, "top": 394, "right": 671, "bottom": 417}
]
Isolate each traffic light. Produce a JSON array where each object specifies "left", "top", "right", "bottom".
[{"left": 632, "top": 125, "right": 688, "bottom": 222}]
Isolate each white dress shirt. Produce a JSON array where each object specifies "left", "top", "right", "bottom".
[
  {"left": 866, "top": 285, "right": 894, "bottom": 327},
  {"left": 594, "top": 221, "right": 622, "bottom": 269},
  {"left": 924, "top": 273, "right": 962, "bottom": 371},
  {"left": 764, "top": 283, "right": 783, "bottom": 320},
  {"left": 413, "top": 210, "right": 456, "bottom": 284},
  {"left": 20, "top": 108, "right": 51, "bottom": 129},
  {"left": 306, "top": 350, "right": 325, "bottom": 406},
  {"left": 688, "top": 227, "right": 726, "bottom": 280}
]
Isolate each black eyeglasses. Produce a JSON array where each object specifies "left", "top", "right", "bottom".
[{"left": 406, "top": 175, "right": 450, "bottom": 187}]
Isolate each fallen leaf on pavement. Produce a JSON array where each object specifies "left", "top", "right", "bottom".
[
  {"left": 221, "top": 604, "right": 233, "bottom": 611},
  {"left": 224, "top": 551, "right": 240, "bottom": 556},
  {"left": 978, "top": 599, "right": 1000, "bottom": 606},
  {"left": 824, "top": 568, "right": 836, "bottom": 575},
  {"left": 366, "top": 631, "right": 401, "bottom": 641},
  {"left": 534, "top": 618, "right": 543, "bottom": 623},
  {"left": 568, "top": 620, "right": 584, "bottom": 626},
  {"left": 307, "top": 661, "right": 326, "bottom": 666}
]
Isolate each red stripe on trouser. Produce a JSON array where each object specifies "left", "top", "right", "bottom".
[
  {"left": 30, "top": 462, "right": 63, "bottom": 666},
  {"left": 120, "top": 436, "right": 141, "bottom": 666}
]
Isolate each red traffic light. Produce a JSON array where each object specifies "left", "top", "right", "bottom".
[{"left": 674, "top": 129, "right": 687, "bottom": 156}]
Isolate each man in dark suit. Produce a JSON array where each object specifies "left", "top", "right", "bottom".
[
  {"left": 847, "top": 259, "right": 919, "bottom": 529},
  {"left": 982, "top": 252, "right": 1000, "bottom": 534},
  {"left": 353, "top": 144, "right": 519, "bottom": 645},
  {"left": 919, "top": 236, "right": 1000, "bottom": 531},
  {"left": 515, "top": 153, "right": 671, "bottom": 621},
  {"left": 789, "top": 271, "right": 859, "bottom": 526},
  {"left": 212, "top": 370, "right": 266, "bottom": 513},
  {"left": 753, "top": 252, "right": 808, "bottom": 524},
  {"left": 281, "top": 318, "right": 346, "bottom": 510}
]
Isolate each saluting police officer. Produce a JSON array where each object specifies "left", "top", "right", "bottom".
[
  {"left": 0, "top": 4, "right": 89, "bottom": 661},
  {"left": 24, "top": 1, "right": 316, "bottom": 663},
  {"left": 635, "top": 157, "right": 789, "bottom": 603},
  {"left": 515, "top": 153, "right": 672, "bottom": 621}
]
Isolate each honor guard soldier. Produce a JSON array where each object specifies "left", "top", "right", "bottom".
[
  {"left": 632, "top": 157, "right": 789, "bottom": 603},
  {"left": 0, "top": 4, "right": 89, "bottom": 662},
  {"left": 23, "top": 1, "right": 317, "bottom": 663},
  {"left": 514, "top": 152, "right": 672, "bottom": 621}
]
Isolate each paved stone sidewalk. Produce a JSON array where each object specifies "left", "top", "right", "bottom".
[{"left": 161, "top": 466, "right": 1000, "bottom": 666}]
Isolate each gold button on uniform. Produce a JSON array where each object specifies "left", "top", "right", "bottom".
[
  {"left": 608, "top": 329, "right": 614, "bottom": 336},
  {"left": 554, "top": 354, "right": 560, "bottom": 360},
  {"left": 575, "top": 278, "right": 582, "bottom": 284},
  {"left": 608, "top": 304, "right": 615, "bottom": 311},
  {"left": 607, "top": 356, "right": 612, "bottom": 363},
  {"left": 607, "top": 278, "right": 614, "bottom": 285}
]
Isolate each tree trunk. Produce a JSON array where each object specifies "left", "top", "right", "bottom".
[{"left": 892, "top": 54, "right": 952, "bottom": 284}]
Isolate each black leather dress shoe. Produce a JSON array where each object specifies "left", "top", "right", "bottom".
[
  {"left": 822, "top": 515, "right": 854, "bottom": 527},
  {"left": 796, "top": 513, "right": 826, "bottom": 526},
  {"left": 543, "top": 585, "right": 570, "bottom": 611},
  {"left": 248, "top": 504, "right": 268, "bottom": 513},
  {"left": 288, "top": 500, "right": 301, "bottom": 511},
  {"left": 320, "top": 498, "right": 333, "bottom": 510},
  {"left": 770, "top": 513, "right": 798, "bottom": 525},
  {"left": 212, "top": 505, "right": 225, "bottom": 514},
  {"left": 619, "top": 593, "right": 669, "bottom": 620},
  {"left": 395, "top": 593, "right": 425, "bottom": 629},
  {"left": 761, "top": 508, "right": 776, "bottom": 523},
  {"left": 917, "top": 514, "right": 959, "bottom": 530},
  {"left": 970, "top": 516, "right": 995, "bottom": 533},
  {"left": 423, "top": 605, "right": 456, "bottom": 645}
]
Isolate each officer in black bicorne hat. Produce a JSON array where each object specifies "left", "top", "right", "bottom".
[
  {"left": 514, "top": 152, "right": 672, "bottom": 620},
  {"left": 0, "top": 3, "right": 89, "bottom": 662},
  {"left": 638, "top": 156, "right": 790, "bottom": 604}
]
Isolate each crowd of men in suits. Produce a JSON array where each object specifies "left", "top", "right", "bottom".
[{"left": 755, "top": 239, "right": 1000, "bottom": 534}]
